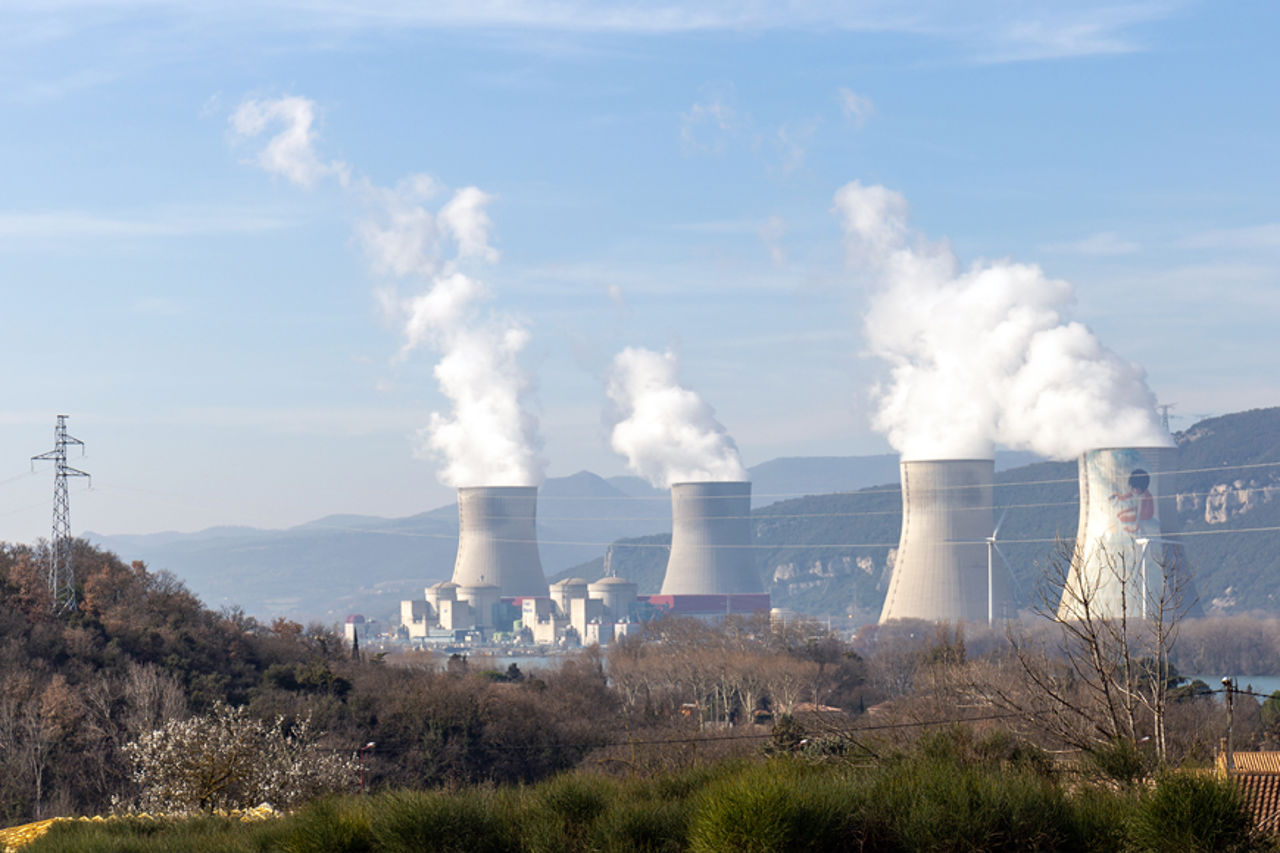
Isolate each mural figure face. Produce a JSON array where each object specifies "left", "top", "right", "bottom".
[{"left": 1113, "top": 467, "right": 1155, "bottom": 533}]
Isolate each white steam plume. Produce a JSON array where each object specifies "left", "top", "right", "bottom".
[
  {"left": 834, "top": 180, "right": 1169, "bottom": 461},
  {"left": 232, "top": 95, "right": 543, "bottom": 487},
  {"left": 230, "top": 97, "right": 347, "bottom": 188},
  {"left": 607, "top": 347, "right": 748, "bottom": 488}
]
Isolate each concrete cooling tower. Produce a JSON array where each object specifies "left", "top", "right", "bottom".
[
  {"left": 1059, "top": 447, "right": 1183, "bottom": 621},
  {"left": 450, "top": 486, "right": 549, "bottom": 598},
  {"left": 659, "top": 481, "right": 762, "bottom": 595},
  {"left": 880, "top": 459, "right": 1009, "bottom": 623}
]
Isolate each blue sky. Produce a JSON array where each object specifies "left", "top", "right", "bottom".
[{"left": 1, "top": 1, "right": 1277, "bottom": 541}]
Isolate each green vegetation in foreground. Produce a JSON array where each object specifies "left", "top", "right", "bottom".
[{"left": 20, "top": 732, "right": 1271, "bottom": 853}]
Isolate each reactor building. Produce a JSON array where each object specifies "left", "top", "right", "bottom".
[
  {"left": 1058, "top": 447, "right": 1182, "bottom": 621},
  {"left": 879, "top": 458, "right": 1010, "bottom": 623}
]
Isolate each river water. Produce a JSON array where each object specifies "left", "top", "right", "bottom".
[{"left": 1188, "top": 675, "right": 1280, "bottom": 701}]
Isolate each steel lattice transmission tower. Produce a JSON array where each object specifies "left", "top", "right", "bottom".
[{"left": 31, "top": 415, "right": 90, "bottom": 612}]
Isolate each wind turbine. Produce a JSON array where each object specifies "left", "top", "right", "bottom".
[{"left": 952, "top": 508, "right": 1012, "bottom": 626}]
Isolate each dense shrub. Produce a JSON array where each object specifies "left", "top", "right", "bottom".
[
  {"left": 368, "top": 789, "right": 514, "bottom": 853},
  {"left": 23, "top": 741, "right": 1216, "bottom": 853},
  {"left": 687, "top": 762, "right": 857, "bottom": 853},
  {"left": 275, "top": 799, "right": 374, "bottom": 853},
  {"left": 1128, "top": 772, "right": 1263, "bottom": 853}
]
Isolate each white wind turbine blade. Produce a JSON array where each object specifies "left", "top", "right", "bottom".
[
  {"left": 992, "top": 507, "right": 1009, "bottom": 540},
  {"left": 993, "top": 541, "right": 1025, "bottom": 611}
]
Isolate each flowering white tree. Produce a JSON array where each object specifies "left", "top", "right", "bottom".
[{"left": 121, "top": 702, "right": 355, "bottom": 813}]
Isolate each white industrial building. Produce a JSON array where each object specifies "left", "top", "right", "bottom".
[{"left": 401, "top": 574, "right": 641, "bottom": 647}]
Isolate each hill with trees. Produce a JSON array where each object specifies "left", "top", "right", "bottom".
[{"left": 0, "top": 542, "right": 616, "bottom": 823}]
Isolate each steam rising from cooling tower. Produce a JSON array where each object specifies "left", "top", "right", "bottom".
[
  {"left": 230, "top": 96, "right": 543, "bottom": 488},
  {"left": 607, "top": 347, "right": 747, "bottom": 488},
  {"left": 362, "top": 174, "right": 543, "bottom": 487},
  {"left": 660, "top": 481, "right": 761, "bottom": 596},
  {"left": 833, "top": 181, "right": 1170, "bottom": 462},
  {"left": 451, "top": 485, "right": 548, "bottom": 598}
]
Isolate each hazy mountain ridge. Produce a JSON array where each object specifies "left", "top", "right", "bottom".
[
  {"left": 84, "top": 409, "right": 1280, "bottom": 625},
  {"left": 86, "top": 455, "right": 956, "bottom": 623},
  {"left": 558, "top": 409, "right": 1280, "bottom": 624}
]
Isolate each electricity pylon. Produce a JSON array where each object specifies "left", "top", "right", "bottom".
[{"left": 31, "top": 415, "right": 90, "bottom": 612}]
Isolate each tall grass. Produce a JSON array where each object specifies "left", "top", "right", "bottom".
[{"left": 15, "top": 732, "right": 1266, "bottom": 853}]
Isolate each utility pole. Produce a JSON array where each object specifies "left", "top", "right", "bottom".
[
  {"left": 1157, "top": 403, "right": 1176, "bottom": 434},
  {"left": 31, "top": 415, "right": 90, "bottom": 612},
  {"left": 1223, "top": 676, "right": 1236, "bottom": 774}
]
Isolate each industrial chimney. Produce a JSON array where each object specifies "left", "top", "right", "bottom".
[
  {"left": 450, "top": 486, "right": 549, "bottom": 598},
  {"left": 880, "top": 459, "right": 1008, "bottom": 623},
  {"left": 1059, "top": 447, "right": 1179, "bottom": 621},
  {"left": 659, "top": 481, "right": 761, "bottom": 595}
]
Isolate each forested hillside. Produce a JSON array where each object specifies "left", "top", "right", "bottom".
[
  {"left": 562, "top": 407, "right": 1280, "bottom": 623},
  {"left": 0, "top": 541, "right": 618, "bottom": 822}
]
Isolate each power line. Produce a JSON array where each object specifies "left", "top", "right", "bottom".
[
  {"left": 530, "top": 459, "right": 1280, "bottom": 501},
  {"left": 413, "top": 482, "right": 1276, "bottom": 524},
  {"left": 292, "top": 520, "right": 1280, "bottom": 552},
  {"left": 37, "top": 455, "right": 1279, "bottom": 551},
  {"left": 489, "top": 710, "right": 1045, "bottom": 753}
]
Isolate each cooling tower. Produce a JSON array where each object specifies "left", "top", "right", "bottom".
[
  {"left": 1059, "top": 447, "right": 1180, "bottom": 621},
  {"left": 450, "top": 486, "right": 549, "bottom": 598},
  {"left": 880, "top": 459, "right": 1007, "bottom": 623},
  {"left": 660, "top": 481, "right": 761, "bottom": 595}
]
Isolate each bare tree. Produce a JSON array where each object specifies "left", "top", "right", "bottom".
[{"left": 987, "top": 540, "right": 1193, "bottom": 765}]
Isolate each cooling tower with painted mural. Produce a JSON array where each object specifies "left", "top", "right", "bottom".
[
  {"left": 880, "top": 459, "right": 1010, "bottom": 623},
  {"left": 450, "top": 486, "right": 549, "bottom": 598},
  {"left": 660, "top": 481, "right": 761, "bottom": 595},
  {"left": 1058, "top": 447, "right": 1189, "bottom": 620}
]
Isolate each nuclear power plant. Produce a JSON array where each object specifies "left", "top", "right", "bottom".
[
  {"left": 879, "top": 459, "right": 1009, "bottom": 624},
  {"left": 399, "top": 479, "right": 772, "bottom": 646},
  {"left": 397, "top": 445, "right": 1195, "bottom": 645},
  {"left": 450, "top": 486, "right": 548, "bottom": 597},
  {"left": 1058, "top": 447, "right": 1179, "bottom": 621},
  {"left": 400, "top": 486, "right": 555, "bottom": 641}
]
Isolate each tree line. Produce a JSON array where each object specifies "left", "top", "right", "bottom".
[{"left": 4, "top": 538, "right": 1280, "bottom": 825}]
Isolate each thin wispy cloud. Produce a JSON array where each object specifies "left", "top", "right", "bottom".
[
  {"left": 669, "top": 218, "right": 765, "bottom": 235},
  {"left": 758, "top": 215, "right": 787, "bottom": 265},
  {"left": 664, "top": 215, "right": 789, "bottom": 264},
  {"left": 164, "top": 405, "right": 430, "bottom": 437},
  {"left": 3, "top": 2, "right": 1181, "bottom": 63},
  {"left": 1184, "top": 223, "right": 1280, "bottom": 251},
  {"left": 0, "top": 209, "right": 297, "bottom": 240},
  {"left": 775, "top": 119, "right": 820, "bottom": 174},
  {"left": 837, "top": 87, "right": 874, "bottom": 127},
  {"left": 1041, "top": 230, "right": 1141, "bottom": 256},
  {"left": 680, "top": 95, "right": 739, "bottom": 154}
]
